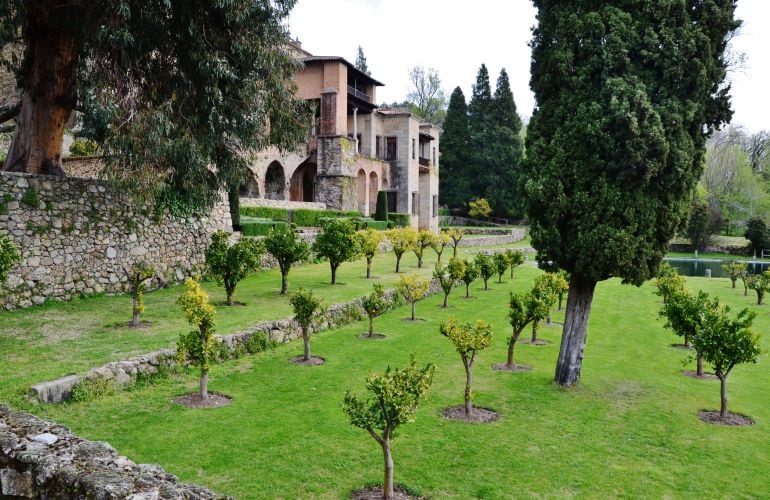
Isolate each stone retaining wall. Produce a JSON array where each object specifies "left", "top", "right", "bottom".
[
  {"left": 458, "top": 229, "right": 526, "bottom": 248},
  {"left": 240, "top": 198, "right": 326, "bottom": 210},
  {"left": 0, "top": 405, "right": 223, "bottom": 499},
  {"left": 0, "top": 172, "right": 231, "bottom": 310},
  {"left": 31, "top": 279, "right": 442, "bottom": 404}
]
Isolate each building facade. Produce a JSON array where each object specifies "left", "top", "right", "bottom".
[{"left": 243, "top": 44, "right": 440, "bottom": 231}]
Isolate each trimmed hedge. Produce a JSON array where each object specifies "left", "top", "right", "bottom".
[
  {"left": 240, "top": 206, "right": 290, "bottom": 221},
  {"left": 292, "top": 208, "right": 360, "bottom": 227},
  {"left": 241, "top": 220, "right": 289, "bottom": 237},
  {"left": 388, "top": 212, "right": 411, "bottom": 227}
]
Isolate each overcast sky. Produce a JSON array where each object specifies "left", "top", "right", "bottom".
[{"left": 288, "top": 0, "right": 769, "bottom": 133}]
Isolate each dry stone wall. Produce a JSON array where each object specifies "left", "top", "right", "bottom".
[
  {"left": 0, "top": 405, "right": 224, "bottom": 499},
  {"left": 31, "top": 280, "right": 443, "bottom": 404},
  {"left": 0, "top": 172, "right": 231, "bottom": 309}
]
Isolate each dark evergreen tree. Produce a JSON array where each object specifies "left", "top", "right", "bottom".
[
  {"left": 484, "top": 69, "right": 524, "bottom": 218},
  {"left": 467, "top": 64, "right": 494, "bottom": 206},
  {"left": 355, "top": 45, "right": 370, "bottom": 75},
  {"left": 525, "top": 1, "right": 739, "bottom": 386},
  {"left": 439, "top": 87, "right": 470, "bottom": 208}
]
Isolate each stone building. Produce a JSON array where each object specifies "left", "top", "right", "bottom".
[{"left": 244, "top": 43, "right": 441, "bottom": 231}]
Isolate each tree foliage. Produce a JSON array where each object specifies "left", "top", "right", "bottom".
[
  {"left": 658, "top": 286, "right": 709, "bottom": 374},
  {"left": 687, "top": 201, "right": 713, "bottom": 250},
  {"left": 445, "top": 228, "right": 465, "bottom": 258},
  {"left": 289, "top": 288, "right": 325, "bottom": 361},
  {"left": 493, "top": 252, "right": 509, "bottom": 283},
  {"left": 406, "top": 66, "right": 446, "bottom": 125},
  {"left": 434, "top": 258, "right": 465, "bottom": 308},
  {"left": 176, "top": 278, "right": 217, "bottom": 400},
  {"left": 412, "top": 230, "right": 435, "bottom": 269},
  {"left": 386, "top": 227, "right": 418, "bottom": 273},
  {"left": 430, "top": 233, "right": 451, "bottom": 263},
  {"left": 721, "top": 261, "right": 747, "bottom": 289},
  {"left": 526, "top": 0, "right": 739, "bottom": 386},
  {"left": 355, "top": 45, "right": 370, "bottom": 75},
  {"left": 439, "top": 87, "right": 470, "bottom": 207},
  {"left": 460, "top": 258, "right": 478, "bottom": 298},
  {"left": 744, "top": 217, "right": 769, "bottom": 253},
  {"left": 468, "top": 198, "right": 492, "bottom": 219},
  {"left": 440, "top": 317, "right": 492, "bottom": 416},
  {"left": 361, "top": 283, "right": 387, "bottom": 338},
  {"left": 205, "top": 231, "right": 264, "bottom": 305},
  {"left": 342, "top": 357, "right": 434, "bottom": 499},
  {"left": 355, "top": 228, "right": 383, "bottom": 279},
  {"left": 396, "top": 273, "right": 430, "bottom": 321},
  {"left": 265, "top": 226, "right": 310, "bottom": 294},
  {"left": 505, "top": 249, "right": 525, "bottom": 279},
  {"left": 506, "top": 290, "right": 550, "bottom": 367},
  {"left": 745, "top": 271, "right": 770, "bottom": 305},
  {"left": 474, "top": 253, "right": 494, "bottom": 290},
  {"left": 313, "top": 219, "right": 359, "bottom": 284}
]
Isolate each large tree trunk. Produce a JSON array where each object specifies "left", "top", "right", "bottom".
[
  {"left": 303, "top": 327, "right": 310, "bottom": 361},
  {"left": 719, "top": 374, "right": 728, "bottom": 419},
  {"left": 3, "top": 10, "right": 81, "bottom": 175},
  {"left": 554, "top": 274, "right": 598, "bottom": 387},
  {"left": 382, "top": 437, "right": 394, "bottom": 499}
]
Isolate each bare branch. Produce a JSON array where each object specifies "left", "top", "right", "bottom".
[{"left": 0, "top": 101, "right": 20, "bottom": 124}]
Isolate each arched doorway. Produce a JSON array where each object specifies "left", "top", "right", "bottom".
[
  {"left": 356, "top": 169, "right": 367, "bottom": 215},
  {"left": 368, "top": 171, "right": 379, "bottom": 214},
  {"left": 264, "top": 161, "right": 286, "bottom": 200},
  {"left": 239, "top": 172, "right": 260, "bottom": 198},
  {"left": 290, "top": 162, "right": 317, "bottom": 202}
]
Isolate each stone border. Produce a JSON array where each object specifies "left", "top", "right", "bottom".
[
  {"left": 0, "top": 406, "right": 227, "bottom": 498},
  {"left": 30, "top": 280, "right": 443, "bottom": 404}
]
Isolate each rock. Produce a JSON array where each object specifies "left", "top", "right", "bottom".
[
  {"left": 0, "top": 468, "right": 34, "bottom": 497},
  {"left": 29, "top": 375, "right": 81, "bottom": 404},
  {"left": 30, "top": 433, "right": 58, "bottom": 446}
]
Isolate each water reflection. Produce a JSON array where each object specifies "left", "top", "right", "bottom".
[{"left": 664, "top": 258, "right": 770, "bottom": 278}]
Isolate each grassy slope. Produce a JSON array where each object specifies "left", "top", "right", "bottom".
[
  {"left": 0, "top": 244, "right": 500, "bottom": 405},
  {"left": 30, "top": 266, "right": 770, "bottom": 499}
]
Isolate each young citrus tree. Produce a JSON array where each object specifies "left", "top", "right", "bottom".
[
  {"left": 289, "top": 288, "right": 325, "bottom": 362},
  {"left": 493, "top": 252, "right": 510, "bottom": 283},
  {"left": 205, "top": 230, "right": 264, "bottom": 305},
  {"left": 396, "top": 274, "right": 430, "bottom": 321},
  {"left": 555, "top": 270, "right": 570, "bottom": 310},
  {"left": 313, "top": 219, "right": 359, "bottom": 284},
  {"left": 361, "top": 283, "right": 387, "bottom": 338},
  {"left": 431, "top": 232, "right": 451, "bottom": 263},
  {"left": 434, "top": 258, "right": 465, "bottom": 308},
  {"left": 474, "top": 253, "right": 494, "bottom": 290},
  {"left": 655, "top": 263, "right": 686, "bottom": 307},
  {"left": 126, "top": 261, "right": 155, "bottom": 327},
  {"left": 721, "top": 261, "right": 747, "bottom": 290},
  {"left": 412, "top": 230, "right": 435, "bottom": 269},
  {"left": 530, "top": 274, "right": 558, "bottom": 343},
  {"left": 343, "top": 358, "right": 435, "bottom": 499},
  {"left": 461, "top": 258, "right": 479, "bottom": 298},
  {"left": 659, "top": 287, "right": 709, "bottom": 375},
  {"left": 386, "top": 227, "right": 418, "bottom": 273},
  {"left": 176, "top": 278, "right": 217, "bottom": 400},
  {"left": 265, "top": 226, "right": 310, "bottom": 294},
  {"left": 355, "top": 228, "right": 383, "bottom": 279},
  {"left": 505, "top": 249, "right": 525, "bottom": 279},
  {"left": 445, "top": 227, "right": 465, "bottom": 257},
  {"left": 440, "top": 317, "right": 493, "bottom": 416},
  {"left": 746, "top": 271, "right": 770, "bottom": 305},
  {"left": 693, "top": 300, "right": 761, "bottom": 420},
  {"left": 541, "top": 272, "right": 569, "bottom": 324},
  {"left": 503, "top": 291, "right": 549, "bottom": 368}
]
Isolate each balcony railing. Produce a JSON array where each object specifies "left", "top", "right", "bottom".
[
  {"left": 419, "top": 157, "right": 430, "bottom": 167},
  {"left": 347, "top": 85, "right": 372, "bottom": 103}
]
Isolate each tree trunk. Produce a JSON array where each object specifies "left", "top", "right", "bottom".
[
  {"left": 506, "top": 328, "right": 520, "bottom": 367},
  {"left": 453, "top": 245, "right": 458, "bottom": 258},
  {"left": 731, "top": 278, "right": 736, "bottom": 289},
  {"left": 199, "top": 372, "right": 209, "bottom": 400},
  {"left": 719, "top": 374, "right": 728, "bottom": 419},
  {"left": 558, "top": 294, "right": 564, "bottom": 311},
  {"left": 331, "top": 264, "right": 337, "bottom": 284},
  {"left": 510, "top": 267, "right": 515, "bottom": 279},
  {"left": 395, "top": 255, "right": 401, "bottom": 273},
  {"left": 228, "top": 185, "right": 241, "bottom": 231},
  {"left": 547, "top": 312, "right": 552, "bottom": 326},
  {"left": 411, "top": 301, "right": 416, "bottom": 321},
  {"left": 3, "top": 15, "right": 80, "bottom": 176},
  {"left": 531, "top": 320, "right": 539, "bottom": 343},
  {"left": 465, "top": 284, "right": 470, "bottom": 298},
  {"left": 437, "top": 251, "right": 443, "bottom": 264},
  {"left": 226, "top": 288, "right": 234, "bottom": 306},
  {"left": 366, "top": 258, "right": 372, "bottom": 279},
  {"left": 554, "top": 273, "right": 598, "bottom": 387},
  {"left": 281, "top": 271, "right": 288, "bottom": 295},
  {"left": 464, "top": 360, "right": 473, "bottom": 416},
  {"left": 303, "top": 327, "right": 310, "bottom": 361},
  {"left": 131, "top": 295, "right": 140, "bottom": 327},
  {"left": 368, "top": 316, "right": 374, "bottom": 337},
  {"left": 743, "top": 282, "right": 748, "bottom": 296},
  {"left": 443, "top": 292, "right": 449, "bottom": 308},
  {"left": 696, "top": 351, "right": 704, "bottom": 377},
  {"left": 417, "top": 254, "right": 423, "bottom": 268},
  {"left": 484, "top": 278, "right": 488, "bottom": 290},
  {"left": 382, "top": 438, "right": 394, "bottom": 499},
  {"left": 758, "top": 291, "right": 763, "bottom": 305},
  {"left": 684, "top": 333, "right": 691, "bottom": 349}
]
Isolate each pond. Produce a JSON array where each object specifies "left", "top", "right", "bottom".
[{"left": 664, "top": 258, "right": 770, "bottom": 278}]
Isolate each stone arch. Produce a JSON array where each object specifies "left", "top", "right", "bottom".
[
  {"left": 356, "top": 169, "right": 367, "bottom": 215},
  {"left": 239, "top": 171, "right": 260, "bottom": 198},
  {"left": 368, "top": 171, "right": 379, "bottom": 214},
  {"left": 290, "top": 162, "right": 317, "bottom": 202},
  {"left": 264, "top": 161, "right": 286, "bottom": 200}
]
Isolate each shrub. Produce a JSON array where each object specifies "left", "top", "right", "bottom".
[
  {"left": 396, "top": 273, "right": 430, "bottom": 321},
  {"left": 126, "top": 261, "right": 155, "bottom": 327},
  {"left": 374, "top": 191, "right": 388, "bottom": 221},
  {"left": 388, "top": 212, "right": 411, "bottom": 228},
  {"left": 355, "top": 228, "right": 383, "bottom": 279},
  {"left": 176, "top": 278, "right": 217, "bottom": 400},
  {"left": 205, "top": 230, "right": 264, "bottom": 305},
  {"left": 265, "top": 226, "right": 310, "bottom": 294},
  {"left": 343, "top": 357, "right": 434, "bottom": 499},
  {"left": 0, "top": 233, "right": 21, "bottom": 284},
  {"left": 243, "top": 331, "right": 274, "bottom": 354},
  {"left": 69, "top": 138, "right": 100, "bottom": 157},
  {"left": 313, "top": 218, "right": 359, "bottom": 284},
  {"left": 289, "top": 288, "right": 325, "bottom": 361},
  {"left": 440, "top": 317, "right": 493, "bottom": 417},
  {"left": 744, "top": 217, "right": 768, "bottom": 253},
  {"left": 240, "top": 206, "right": 290, "bottom": 221},
  {"left": 385, "top": 227, "right": 418, "bottom": 273},
  {"left": 293, "top": 208, "right": 360, "bottom": 227},
  {"left": 241, "top": 220, "right": 289, "bottom": 237},
  {"left": 468, "top": 198, "right": 492, "bottom": 219}
]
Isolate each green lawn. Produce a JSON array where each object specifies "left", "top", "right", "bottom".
[
  {"left": 0, "top": 244, "right": 511, "bottom": 406},
  {"left": 25, "top": 266, "right": 770, "bottom": 498},
  {"left": 666, "top": 251, "right": 759, "bottom": 261}
]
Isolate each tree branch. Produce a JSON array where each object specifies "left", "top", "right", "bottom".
[
  {"left": 0, "top": 101, "right": 20, "bottom": 124},
  {"left": 0, "top": 125, "right": 14, "bottom": 134}
]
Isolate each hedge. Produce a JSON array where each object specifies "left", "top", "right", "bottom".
[
  {"left": 388, "top": 212, "right": 411, "bottom": 227},
  {"left": 292, "top": 208, "right": 360, "bottom": 227},
  {"left": 240, "top": 206, "right": 290, "bottom": 221},
  {"left": 241, "top": 220, "right": 289, "bottom": 237}
]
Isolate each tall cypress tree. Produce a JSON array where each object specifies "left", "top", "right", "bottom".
[
  {"left": 355, "top": 45, "right": 370, "bottom": 75},
  {"left": 525, "top": 1, "right": 739, "bottom": 387},
  {"left": 467, "top": 64, "right": 493, "bottom": 208},
  {"left": 484, "top": 69, "right": 524, "bottom": 218},
  {"left": 439, "top": 87, "right": 469, "bottom": 208}
]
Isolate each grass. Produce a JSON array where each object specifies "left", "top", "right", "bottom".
[
  {"left": 666, "top": 251, "right": 761, "bottom": 261},
  {"left": 0, "top": 244, "right": 515, "bottom": 406},
  {"left": 23, "top": 265, "right": 770, "bottom": 498}
]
